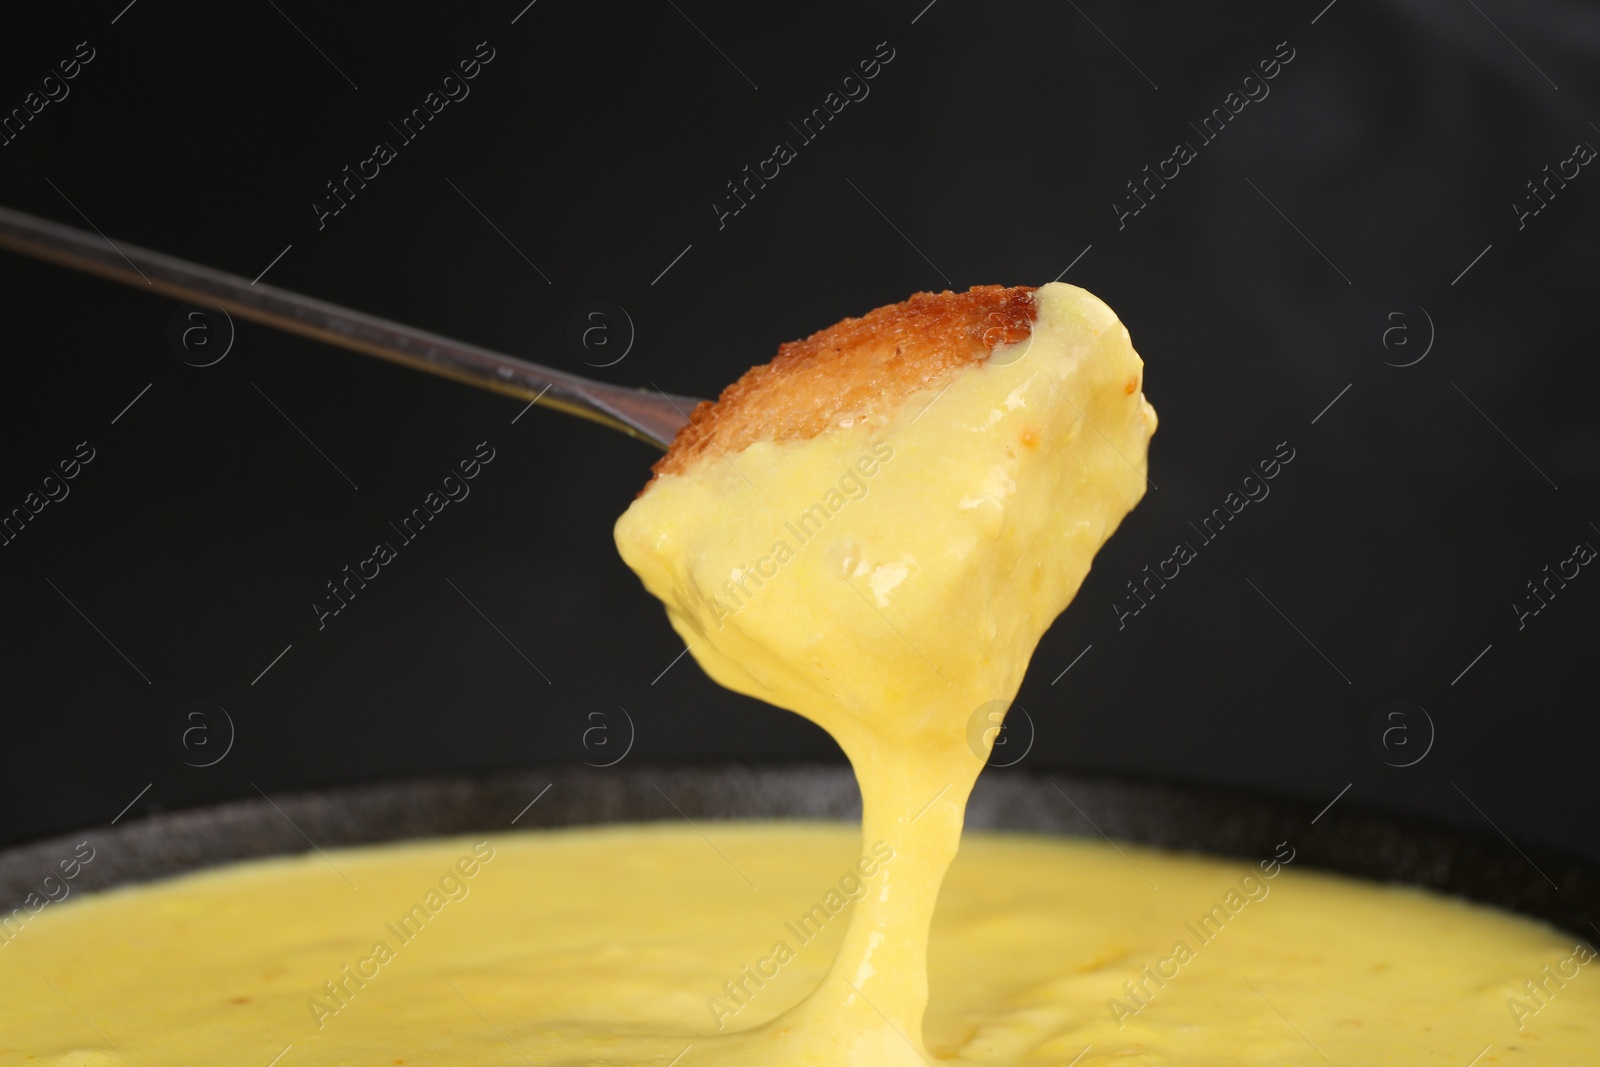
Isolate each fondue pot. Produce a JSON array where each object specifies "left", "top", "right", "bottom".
[
  {"left": 2, "top": 189, "right": 1593, "bottom": 953},
  {"left": 5, "top": 765, "right": 1594, "bottom": 938}
]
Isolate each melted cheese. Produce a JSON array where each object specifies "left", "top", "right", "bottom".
[
  {"left": 4, "top": 825, "right": 1595, "bottom": 1064},
  {"left": 613, "top": 281, "right": 1157, "bottom": 1062}
]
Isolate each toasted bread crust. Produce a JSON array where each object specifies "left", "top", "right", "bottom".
[{"left": 647, "top": 285, "right": 1037, "bottom": 487}]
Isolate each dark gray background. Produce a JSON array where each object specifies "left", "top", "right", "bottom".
[{"left": 0, "top": 1, "right": 1595, "bottom": 864}]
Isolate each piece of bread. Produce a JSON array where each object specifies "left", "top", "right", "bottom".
[
  {"left": 648, "top": 285, "right": 1038, "bottom": 487},
  {"left": 617, "top": 279, "right": 1155, "bottom": 761}
]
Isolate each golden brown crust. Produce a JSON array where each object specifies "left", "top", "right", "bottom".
[{"left": 646, "top": 285, "right": 1037, "bottom": 488}]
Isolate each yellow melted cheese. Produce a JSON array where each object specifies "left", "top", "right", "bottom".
[
  {"left": 613, "top": 281, "right": 1157, "bottom": 1062},
  {"left": 3, "top": 825, "right": 1594, "bottom": 1064}
]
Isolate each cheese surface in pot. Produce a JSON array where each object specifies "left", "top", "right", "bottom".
[{"left": 4, "top": 824, "right": 1595, "bottom": 1065}]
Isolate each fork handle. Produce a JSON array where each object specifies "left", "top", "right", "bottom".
[{"left": 0, "top": 204, "right": 698, "bottom": 449}]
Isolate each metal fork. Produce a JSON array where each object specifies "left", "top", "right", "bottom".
[{"left": 0, "top": 205, "right": 701, "bottom": 449}]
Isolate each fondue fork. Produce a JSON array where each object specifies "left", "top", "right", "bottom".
[{"left": 0, "top": 204, "right": 700, "bottom": 449}]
